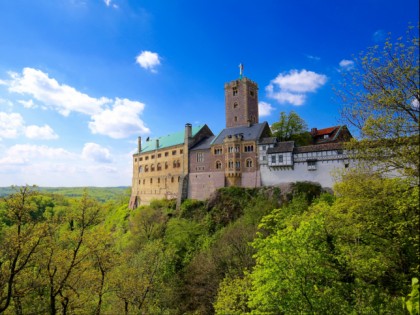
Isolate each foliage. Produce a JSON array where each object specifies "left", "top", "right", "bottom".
[
  {"left": 271, "top": 111, "right": 312, "bottom": 146},
  {"left": 337, "top": 24, "right": 419, "bottom": 179}
]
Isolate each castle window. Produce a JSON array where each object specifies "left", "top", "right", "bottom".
[
  {"left": 165, "top": 162, "right": 168, "bottom": 169},
  {"left": 145, "top": 156, "right": 149, "bottom": 160},
  {"left": 271, "top": 155, "right": 276, "bottom": 164},
  {"left": 307, "top": 161, "right": 317, "bottom": 171},
  {"left": 171, "top": 177, "right": 174, "bottom": 183},
  {"left": 228, "top": 160, "right": 234, "bottom": 169},
  {"left": 139, "top": 157, "right": 143, "bottom": 161},
  {"left": 216, "top": 160, "right": 222, "bottom": 169},
  {"left": 135, "top": 158, "right": 137, "bottom": 162},
  {"left": 234, "top": 116, "right": 238, "bottom": 122},
  {"left": 158, "top": 153, "right": 161, "bottom": 158},
  {"left": 165, "top": 152, "right": 169, "bottom": 157},
  {"left": 244, "top": 145, "right": 254, "bottom": 152},
  {"left": 145, "top": 165, "right": 149, "bottom": 172},
  {"left": 180, "top": 149, "right": 183, "bottom": 154},
  {"left": 214, "top": 148, "right": 222, "bottom": 155},
  {"left": 233, "top": 102, "right": 238, "bottom": 108},
  {"left": 151, "top": 155, "right": 155, "bottom": 159},
  {"left": 246, "top": 159, "right": 253, "bottom": 168},
  {"left": 250, "top": 90, "right": 255, "bottom": 97},
  {"left": 138, "top": 166, "right": 143, "bottom": 173},
  {"left": 151, "top": 164, "right": 155, "bottom": 172},
  {"left": 233, "top": 87, "right": 238, "bottom": 96},
  {"left": 172, "top": 150, "right": 176, "bottom": 155},
  {"left": 158, "top": 178, "right": 160, "bottom": 184},
  {"left": 150, "top": 178, "right": 153, "bottom": 184},
  {"left": 235, "top": 161, "right": 240, "bottom": 169},
  {"left": 157, "top": 163, "right": 162, "bottom": 171},
  {"left": 228, "top": 146, "right": 234, "bottom": 153},
  {"left": 196, "top": 152, "right": 204, "bottom": 162}
]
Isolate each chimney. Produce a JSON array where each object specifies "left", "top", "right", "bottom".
[
  {"left": 310, "top": 128, "right": 318, "bottom": 137},
  {"left": 185, "top": 123, "right": 192, "bottom": 140},
  {"left": 137, "top": 136, "right": 142, "bottom": 154},
  {"left": 156, "top": 139, "right": 159, "bottom": 149}
]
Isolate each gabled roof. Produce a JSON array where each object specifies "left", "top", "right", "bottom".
[
  {"left": 259, "top": 137, "right": 277, "bottom": 145},
  {"left": 140, "top": 125, "right": 205, "bottom": 153},
  {"left": 315, "top": 126, "right": 339, "bottom": 136},
  {"left": 267, "top": 141, "right": 295, "bottom": 153},
  {"left": 211, "top": 122, "right": 270, "bottom": 145},
  {"left": 190, "top": 136, "right": 216, "bottom": 151}
]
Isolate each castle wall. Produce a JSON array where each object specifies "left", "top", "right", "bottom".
[
  {"left": 241, "top": 171, "right": 261, "bottom": 188},
  {"left": 188, "top": 171, "right": 225, "bottom": 200},
  {"left": 260, "top": 159, "right": 354, "bottom": 188}
]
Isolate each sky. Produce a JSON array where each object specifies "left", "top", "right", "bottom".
[{"left": 0, "top": 0, "right": 418, "bottom": 187}]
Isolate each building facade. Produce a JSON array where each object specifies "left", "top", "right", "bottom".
[{"left": 129, "top": 76, "right": 352, "bottom": 208}]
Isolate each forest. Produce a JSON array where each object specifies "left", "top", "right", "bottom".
[{"left": 1, "top": 25, "right": 419, "bottom": 315}]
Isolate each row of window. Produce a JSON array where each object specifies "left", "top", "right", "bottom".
[
  {"left": 213, "top": 145, "right": 254, "bottom": 155},
  {"left": 215, "top": 159, "right": 253, "bottom": 169},
  {"left": 139, "top": 176, "right": 180, "bottom": 185},
  {"left": 232, "top": 87, "right": 256, "bottom": 97},
  {"left": 139, "top": 160, "right": 181, "bottom": 173},
  {"left": 135, "top": 149, "right": 183, "bottom": 162}
]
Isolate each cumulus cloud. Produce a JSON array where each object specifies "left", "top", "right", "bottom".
[
  {"left": 4, "top": 68, "right": 150, "bottom": 139},
  {"left": 0, "top": 144, "right": 74, "bottom": 165},
  {"left": 0, "top": 112, "right": 25, "bottom": 139},
  {"left": 0, "top": 111, "right": 59, "bottom": 140},
  {"left": 266, "top": 69, "right": 327, "bottom": 106},
  {"left": 18, "top": 99, "right": 36, "bottom": 108},
  {"left": 136, "top": 51, "right": 161, "bottom": 73},
  {"left": 89, "top": 98, "right": 150, "bottom": 139},
  {"left": 339, "top": 59, "right": 355, "bottom": 71},
  {"left": 7, "top": 68, "right": 110, "bottom": 116},
  {"left": 25, "top": 125, "right": 59, "bottom": 140},
  {"left": 82, "top": 143, "right": 112, "bottom": 163},
  {"left": 258, "top": 101, "right": 275, "bottom": 117}
]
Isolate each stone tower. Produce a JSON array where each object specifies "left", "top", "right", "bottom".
[{"left": 224, "top": 77, "right": 259, "bottom": 128}]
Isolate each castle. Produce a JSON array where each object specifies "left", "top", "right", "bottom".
[{"left": 129, "top": 75, "right": 352, "bottom": 209}]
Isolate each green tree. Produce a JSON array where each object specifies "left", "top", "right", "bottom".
[
  {"left": 0, "top": 186, "right": 47, "bottom": 313},
  {"left": 271, "top": 111, "right": 312, "bottom": 145},
  {"left": 337, "top": 24, "right": 419, "bottom": 179}
]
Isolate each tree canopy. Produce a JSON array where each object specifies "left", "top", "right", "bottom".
[
  {"left": 337, "top": 24, "right": 419, "bottom": 179},
  {"left": 270, "top": 111, "right": 312, "bottom": 146}
]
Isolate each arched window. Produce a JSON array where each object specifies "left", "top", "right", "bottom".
[
  {"left": 157, "top": 163, "right": 162, "bottom": 171},
  {"left": 216, "top": 160, "right": 222, "bottom": 169},
  {"left": 138, "top": 166, "right": 143, "bottom": 173},
  {"left": 246, "top": 158, "right": 253, "bottom": 168},
  {"left": 145, "top": 165, "right": 149, "bottom": 172},
  {"left": 228, "top": 160, "right": 234, "bottom": 169},
  {"left": 151, "top": 164, "right": 155, "bottom": 172}
]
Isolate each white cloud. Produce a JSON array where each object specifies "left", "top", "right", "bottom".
[
  {"left": 339, "top": 59, "right": 355, "bottom": 70},
  {"left": 412, "top": 98, "right": 419, "bottom": 109},
  {"left": 18, "top": 99, "right": 36, "bottom": 108},
  {"left": 82, "top": 143, "right": 112, "bottom": 163},
  {"left": 104, "top": 0, "right": 118, "bottom": 9},
  {"left": 7, "top": 68, "right": 110, "bottom": 116},
  {"left": 135, "top": 51, "right": 161, "bottom": 73},
  {"left": 4, "top": 68, "right": 150, "bottom": 139},
  {"left": 266, "top": 69, "right": 327, "bottom": 106},
  {"left": 0, "top": 143, "right": 132, "bottom": 186},
  {"left": 89, "top": 98, "right": 150, "bottom": 139},
  {"left": 0, "top": 112, "right": 25, "bottom": 139},
  {"left": 25, "top": 125, "right": 59, "bottom": 140},
  {"left": 258, "top": 101, "right": 275, "bottom": 117}
]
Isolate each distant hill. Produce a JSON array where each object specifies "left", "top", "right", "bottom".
[{"left": 0, "top": 186, "right": 131, "bottom": 203}]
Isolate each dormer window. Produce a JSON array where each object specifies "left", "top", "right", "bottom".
[{"left": 323, "top": 134, "right": 329, "bottom": 139}]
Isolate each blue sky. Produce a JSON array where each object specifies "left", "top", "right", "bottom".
[{"left": 0, "top": 0, "right": 418, "bottom": 187}]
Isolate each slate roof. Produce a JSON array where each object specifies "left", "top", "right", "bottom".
[
  {"left": 211, "top": 122, "right": 269, "bottom": 145},
  {"left": 190, "top": 136, "right": 216, "bottom": 151},
  {"left": 267, "top": 141, "right": 295, "bottom": 153},
  {"left": 293, "top": 142, "right": 344, "bottom": 153},
  {"left": 258, "top": 137, "right": 277, "bottom": 145},
  {"left": 140, "top": 125, "right": 205, "bottom": 153}
]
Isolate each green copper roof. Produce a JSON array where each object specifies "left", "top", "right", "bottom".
[{"left": 140, "top": 125, "right": 204, "bottom": 153}]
